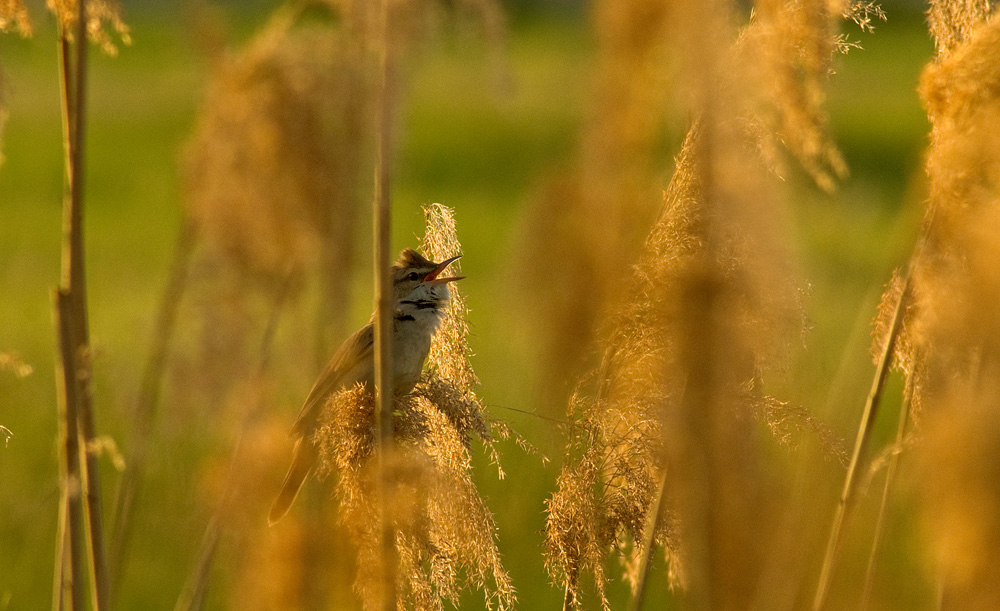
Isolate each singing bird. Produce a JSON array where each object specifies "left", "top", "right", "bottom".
[{"left": 268, "top": 249, "right": 463, "bottom": 525}]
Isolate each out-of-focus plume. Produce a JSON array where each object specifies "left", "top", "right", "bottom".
[
  {"left": 0, "top": 0, "right": 31, "bottom": 36},
  {"left": 177, "top": 3, "right": 375, "bottom": 419},
  {"left": 310, "top": 206, "right": 515, "bottom": 611},
  {"left": 516, "top": 0, "right": 872, "bottom": 410},
  {"left": 878, "top": 8, "right": 1000, "bottom": 608},
  {"left": 183, "top": 10, "right": 360, "bottom": 281},
  {"left": 745, "top": 0, "right": 884, "bottom": 192},
  {"left": 544, "top": 0, "right": 862, "bottom": 605},
  {"left": 46, "top": 0, "right": 130, "bottom": 54},
  {"left": 513, "top": 0, "right": 678, "bottom": 405}
]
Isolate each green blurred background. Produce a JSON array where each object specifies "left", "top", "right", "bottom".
[{"left": 2, "top": 1, "right": 935, "bottom": 609}]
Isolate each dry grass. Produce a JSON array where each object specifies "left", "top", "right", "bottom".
[
  {"left": 176, "top": 4, "right": 369, "bottom": 430},
  {"left": 514, "top": 0, "right": 878, "bottom": 411}
]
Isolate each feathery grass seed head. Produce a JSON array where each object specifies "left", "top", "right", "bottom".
[
  {"left": 0, "top": 0, "right": 31, "bottom": 36},
  {"left": 46, "top": 0, "right": 130, "bottom": 54},
  {"left": 309, "top": 205, "right": 515, "bottom": 611}
]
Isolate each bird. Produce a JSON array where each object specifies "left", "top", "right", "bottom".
[{"left": 268, "top": 248, "right": 463, "bottom": 526}]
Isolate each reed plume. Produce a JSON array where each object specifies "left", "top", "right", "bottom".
[
  {"left": 46, "top": 0, "right": 130, "bottom": 54},
  {"left": 0, "top": 0, "right": 32, "bottom": 35},
  {"left": 312, "top": 205, "right": 515, "bottom": 611},
  {"left": 514, "top": 0, "right": 676, "bottom": 405},
  {"left": 515, "top": 0, "right": 875, "bottom": 411},
  {"left": 746, "top": 0, "right": 883, "bottom": 191},
  {"left": 894, "top": 7, "right": 1000, "bottom": 609},
  {"left": 0, "top": 351, "right": 33, "bottom": 378},
  {"left": 183, "top": 11, "right": 353, "bottom": 280},
  {"left": 176, "top": 3, "right": 369, "bottom": 423},
  {"left": 545, "top": 0, "right": 868, "bottom": 607}
]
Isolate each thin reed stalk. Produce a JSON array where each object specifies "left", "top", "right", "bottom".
[
  {"left": 53, "top": 289, "right": 86, "bottom": 611},
  {"left": 372, "top": 0, "right": 397, "bottom": 609},
  {"left": 173, "top": 518, "right": 220, "bottom": 611},
  {"left": 811, "top": 272, "right": 912, "bottom": 611},
  {"left": 562, "top": 582, "right": 575, "bottom": 611},
  {"left": 52, "top": 483, "right": 68, "bottom": 610},
  {"left": 860, "top": 375, "right": 913, "bottom": 611},
  {"left": 110, "top": 220, "right": 197, "bottom": 592},
  {"left": 628, "top": 466, "right": 670, "bottom": 611},
  {"left": 54, "top": 2, "right": 109, "bottom": 607}
]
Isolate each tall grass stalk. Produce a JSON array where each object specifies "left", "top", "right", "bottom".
[
  {"left": 372, "top": 0, "right": 397, "bottom": 609},
  {"left": 811, "top": 271, "right": 912, "bottom": 611},
  {"left": 53, "top": 1, "right": 109, "bottom": 607},
  {"left": 860, "top": 378, "right": 913, "bottom": 611},
  {"left": 173, "top": 518, "right": 219, "bottom": 611},
  {"left": 109, "top": 220, "right": 197, "bottom": 593},
  {"left": 628, "top": 466, "right": 670, "bottom": 611},
  {"left": 52, "top": 290, "right": 86, "bottom": 611}
]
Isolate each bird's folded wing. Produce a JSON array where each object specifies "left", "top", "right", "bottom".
[{"left": 290, "top": 322, "right": 375, "bottom": 437}]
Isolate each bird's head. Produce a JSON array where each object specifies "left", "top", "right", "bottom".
[{"left": 391, "top": 248, "right": 464, "bottom": 302}]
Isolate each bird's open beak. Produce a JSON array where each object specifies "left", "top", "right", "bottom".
[{"left": 424, "top": 255, "right": 464, "bottom": 285}]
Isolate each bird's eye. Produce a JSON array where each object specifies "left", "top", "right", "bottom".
[{"left": 407, "top": 272, "right": 420, "bottom": 281}]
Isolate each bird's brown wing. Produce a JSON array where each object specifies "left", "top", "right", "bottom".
[{"left": 290, "top": 322, "right": 375, "bottom": 437}]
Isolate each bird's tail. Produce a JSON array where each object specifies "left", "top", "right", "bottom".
[{"left": 268, "top": 438, "right": 317, "bottom": 526}]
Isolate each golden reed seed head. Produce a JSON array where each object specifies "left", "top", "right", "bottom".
[
  {"left": 927, "top": 0, "right": 993, "bottom": 56},
  {"left": 308, "top": 206, "right": 515, "bottom": 611},
  {"left": 741, "top": 0, "right": 882, "bottom": 192},
  {"left": 920, "top": 384, "right": 1000, "bottom": 611},
  {"left": 0, "top": 0, "right": 31, "bottom": 36},
  {"left": 183, "top": 24, "right": 347, "bottom": 278},
  {"left": 46, "top": 0, "right": 130, "bottom": 54},
  {"left": 867, "top": 8, "right": 1000, "bottom": 610},
  {"left": 420, "top": 203, "right": 479, "bottom": 394},
  {"left": 543, "top": 1, "right": 873, "bottom": 605}
]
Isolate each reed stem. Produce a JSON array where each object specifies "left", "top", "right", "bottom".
[
  {"left": 53, "top": 290, "right": 86, "bottom": 611},
  {"left": 629, "top": 466, "right": 670, "bottom": 611},
  {"left": 811, "top": 273, "right": 912, "bottom": 611},
  {"left": 372, "top": 1, "right": 397, "bottom": 609},
  {"left": 859, "top": 375, "right": 914, "bottom": 610},
  {"left": 110, "top": 220, "right": 197, "bottom": 593},
  {"left": 54, "top": 3, "right": 110, "bottom": 607}
]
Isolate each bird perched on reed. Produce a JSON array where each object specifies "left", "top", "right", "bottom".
[{"left": 268, "top": 249, "right": 463, "bottom": 525}]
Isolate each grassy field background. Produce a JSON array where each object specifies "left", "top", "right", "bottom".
[{"left": 2, "top": 1, "right": 936, "bottom": 609}]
